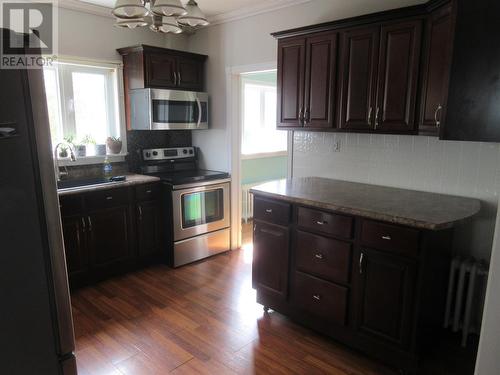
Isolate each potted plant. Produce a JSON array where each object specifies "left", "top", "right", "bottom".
[
  {"left": 80, "top": 134, "right": 96, "bottom": 156},
  {"left": 106, "top": 136, "right": 122, "bottom": 154},
  {"left": 58, "top": 144, "right": 69, "bottom": 159}
]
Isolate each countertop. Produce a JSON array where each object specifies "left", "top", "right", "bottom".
[
  {"left": 250, "top": 177, "right": 481, "bottom": 230},
  {"left": 57, "top": 174, "right": 160, "bottom": 196}
]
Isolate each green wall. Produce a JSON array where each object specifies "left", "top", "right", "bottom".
[{"left": 241, "top": 155, "right": 287, "bottom": 185}]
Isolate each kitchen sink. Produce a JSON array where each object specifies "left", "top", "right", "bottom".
[{"left": 57, "top": 177, "right": 115, "bottom": 190}]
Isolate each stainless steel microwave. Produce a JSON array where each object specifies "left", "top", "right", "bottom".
[{"left": 129, "top": 89, "right": 208, "bottom": 130}]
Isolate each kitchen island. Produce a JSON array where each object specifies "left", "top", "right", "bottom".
[{"left": 250, "top": 177, "right": 480, "bottom": 374}]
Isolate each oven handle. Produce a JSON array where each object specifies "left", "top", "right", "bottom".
[{"left": 196, "top": 98, "right": 202, "bottom": 128}]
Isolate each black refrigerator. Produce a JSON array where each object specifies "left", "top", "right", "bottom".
[{"left": 0, "top": 29, "right": 77, "bottom": 374}]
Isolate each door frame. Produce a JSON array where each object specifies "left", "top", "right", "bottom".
[{"left": 226, "top": 61, "right": 294, "bottom": 250}]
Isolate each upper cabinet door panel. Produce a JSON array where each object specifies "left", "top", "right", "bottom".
[
  {"left": 177, "top": 57, "right": 204, "bottom": 91},
  {"left": 339, "top": 27, "right": 380, "bottom": 130},
  {"left": 145, "top": 53, "right": 177, "bottom": 88},
  {"left": 304, "top": 33, "right": 337, "bottom": 129},
  {"left": 419, "top": 5, "right": 454, "bottom": 135},
  {"left": 277, "top": 37, "right": 306, "bottom": 128},
  {"left": 376, "top": 20, "right": 422, "bottom": 132}
]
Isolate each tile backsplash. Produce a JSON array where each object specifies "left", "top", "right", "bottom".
[{"left": 293, "top": 132, "right": 500, "bottom": 260}]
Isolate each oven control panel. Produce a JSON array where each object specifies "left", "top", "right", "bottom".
[{"left": 143, "top": 147, "right": 195, "bottom": 161}]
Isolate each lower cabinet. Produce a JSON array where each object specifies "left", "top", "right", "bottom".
[
  {"left": 59, "top": 183, "right": 163, "bottom": 288},
  {"left": 252, "top": 194, "right": 452, "bottom": 373},
  {"left": 252, "top": 221, "right": 289, "bottom": 301}
]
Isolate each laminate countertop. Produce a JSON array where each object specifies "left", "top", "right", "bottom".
[
  {"left": 57, "top": 174, "right": 160, "bottom": 196},
  {"left": 250, "top": 177, "right": 481, "bottom": 230}
]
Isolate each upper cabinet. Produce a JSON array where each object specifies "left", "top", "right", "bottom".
[
  {"left": 277, "top": 32, "right": 337, "bottom": 129},
  {"left": 274, "top": 0, "right": 500, "bottom": 142}
]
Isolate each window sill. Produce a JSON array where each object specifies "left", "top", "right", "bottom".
[
  {"left": 241, "top": 151, "right": 287, "bottom": 160},
  {"left": 57, "top": 153, "right": 128, "bottom": 167}
]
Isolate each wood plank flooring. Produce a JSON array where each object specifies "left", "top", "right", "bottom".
[{"left": 71, "top": 244, "right": 398, "bottom": 375}]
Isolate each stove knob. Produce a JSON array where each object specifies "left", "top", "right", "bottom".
[
  {"left": 153, "top": 151, "right": 158, "bottom": 156},
  {"left": 189, "top": 149, "right": 194, "bottom": 154},
  {"left": 145, "top": 152, "right": 151, "bottom": 158},
  {"left": 183, "top": 149, "right": 188, "bottom": 154}
]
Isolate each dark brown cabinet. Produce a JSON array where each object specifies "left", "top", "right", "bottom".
[
  {"left": 59, "top": 183, "right": 164, "bottom": 288},
  {"left": 253, "top": 221, "right": 289, "bottom": 300},
  {"left": 252, "top": 194, "right": 454, "bottom": 373},
  {"left": 338, "top": 26, "right": 380, "bottom": 131},
  {"left": 419, "top": 4, "right": 454, "bottom": 135},
  {"left": 355, "top": 248, "right": 417, "bottom": 347},
  {"left": 278, "top": 33, "right": 337, "bottom": 129},
  {"left": 145, "top": 52, "right": 178, "bottom": 88},
  {"left": 376, "top": 20, "right": 422, "bottom": 132}
]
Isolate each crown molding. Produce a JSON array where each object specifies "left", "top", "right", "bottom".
[
  {"left": 57, "top": 0, "right": 113, "bottom": 19},
  {"left": 207, "top": 0, "right": 315, "bottom": 26}
]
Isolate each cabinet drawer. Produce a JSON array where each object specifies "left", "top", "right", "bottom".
[
  {"left": 136, "top": 183, "right": 161, "bottom": 202},
  {"left": 253, "top": 197, "right": 291, "bottom": 225},
  {"left": 360, "top": 220, "right": 420, "bottom": 257},
  {"left": 293, "top": 271, "right": 348, "bottom": 325},
  {"left": 59, "top": 195, "right": 83, "bottom": 217},
  {"left": 296, "top": 231, "right": 351, "bottom": 284},
  {"left": 297, "top": 207, "right": 353, "bottom": 239},
  {"left": 86, "top": 187, "right": 130, "bottom": 211}
]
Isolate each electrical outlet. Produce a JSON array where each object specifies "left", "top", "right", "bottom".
[{"left": 332, "top": 141, "right": 341, "bottom": 152}]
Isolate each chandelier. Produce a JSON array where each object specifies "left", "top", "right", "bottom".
[{"left": 112, "top": 0, "right": 209, "bottom": 34}]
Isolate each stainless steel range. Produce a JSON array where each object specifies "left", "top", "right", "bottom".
[{"left": 140, "top": 147, "right": 230, "bottom": 267}]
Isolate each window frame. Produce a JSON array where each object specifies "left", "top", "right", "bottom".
[
  {"left": 43, "top": 57, "right": 127, "bottom": 166},
  {"left": 240, "top": 77, "right": 286, "bottom": 158}
]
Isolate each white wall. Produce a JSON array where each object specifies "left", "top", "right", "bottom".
[
  {"left": 57, "top": 7, "right": 188, "bottom": 62},
  {"left": 475, "top": 201, "right": 500, "bottom": 374},
  {"left": 188, "top": 0, "right": 426, "bottom": 172}
]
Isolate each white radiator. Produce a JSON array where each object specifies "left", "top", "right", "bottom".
[
  {"left": 242, "top": 182, "right": 270, "bottom": 222},
  {"left": 444, "top": 256, "right": 489, "bottom": 347}
]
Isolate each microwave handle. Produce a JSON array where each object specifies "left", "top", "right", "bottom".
[{"left": 196, "top": 98, "right": 202, "bottom": 127}]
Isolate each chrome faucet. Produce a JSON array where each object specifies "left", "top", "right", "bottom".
[{"left": 54, "top": 142, "right": 77, "bottom": 181}]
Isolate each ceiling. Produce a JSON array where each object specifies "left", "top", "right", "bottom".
[{"left": 76, "top": 0, "right": 285, "bottom": 17}]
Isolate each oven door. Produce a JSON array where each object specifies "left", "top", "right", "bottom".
[
  {"left": 151, "top": 89, "right": 208, "bottom": 130},
  {"left": 172, "top": 181, "right": 230, "bottom": 241}
]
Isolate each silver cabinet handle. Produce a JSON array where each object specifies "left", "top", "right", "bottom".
[
  {"left": 87, "top": 216, "right": 92, "bottom": 232},
  {"left": 368, "top": 107, "right": 373, "bottom": 124},
  {"left": 265, "top": 209, "right": 273, "bottom": 213},
  {"left": 434, "top": 104, "right": 443, "bottom": 128},
  {"left": 375, "top": 107, "right": 380, "bottom": 129},
  {"left": 146, "top": 190, "right": 152, "bottom": 194},
  {"left": 138, "top": 206, "right": 143, "bottom": 221},
  {"left": 178, "top": 71, "right": 181, "bottom": 85},
  {"left": 314, "top": 253, "right": 324, "bottom": 260},
  {"left": 382, "top": 235, "right": 392, "bottom": 241},
  {"left": 316, "top": 220, "right": 327, "bottom": 226},
  {"left": 359, "top": 252, "right": 364, "bottom": 274},
  {"left": 312, "top": 294, "right": 321, "bottom": 301},
  {"left": 174, "top": 72, "right": 178, "bottom": 86},
  {"left": 106, "top": 196, "right": 113, "bottom": 200},
  {"left": 304, "top": 108, "right": 311, "bottom": 124},
  {"left": 81, "top": 217, "right": 86, "bottom": 233},
  {"left": 298, "top": 107, "right": 304, "bottom": 124}
]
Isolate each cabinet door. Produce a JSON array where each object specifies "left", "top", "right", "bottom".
[
  {"left": 177, "top": 57, "right": 204, "bottom": 91},
  {"left": 61, "top": 215, "right": 88, "bottom": 284},
  {"left": 304, "top": 32, "right": 337, "bottom": 129},
  {"left": 338, "top": 27, "right": 380, "bottom": 130},
  {"left": 137, "top": 200, "right": 162, "bottom": 258},
  {"left": 375, "top": 20, "right": 422, "bottom": 132},
  {"left": 419, "top": 5, "right": 454, "bottom": 135},
  {"left": 145, "top": 53, "right": 177, "bottom": 88},
  {"left": 88, "top": 206, "right": 134, "bottom": 272},
  {"left": 252, "top": 221, "right": 289, "bottom": 300},
  {"left": 277, "top": 37, "right": 306, "bottom": 128},
  {"left": 355, "top": 248, "right": 417, "bottom": 347}
]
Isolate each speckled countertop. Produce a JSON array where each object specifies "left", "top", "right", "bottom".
[
  {"left": 57, "top": 174, "right": 160, "bottom": 196},
  {"left": 250, "top": 177, "right": 481, "bottom": 230}
]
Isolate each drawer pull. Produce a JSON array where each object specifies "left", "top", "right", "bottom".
[
  {"left": 146, "top": 190, "right": 152, "bottom": 194},
  {"left": 316, "top": 220, "right": 327, "bottom": 226},
  {"left": 265, "top": 209, "right": 273, "bottom": 213},
  {"left": 359, "top": 252, "right": 364, "bottom": 274},
  {"left": 106, "top": 196, "right": 113, "bottom": 200},
  {"left": 314, "top": 253, "right": 324, "bottom": 260},
  {"left": 381, "top": 235, "right": 392, "bottom": 241},
  {"left": 312, "top": 294, "right": 321, "bottom": 301}
]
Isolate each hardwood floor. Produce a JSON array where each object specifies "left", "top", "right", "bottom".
[{"left": 71, "top": 244, "right": 397, "bottom": 375}]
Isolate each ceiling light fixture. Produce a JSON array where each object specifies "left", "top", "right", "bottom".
[{"left": 112, "top": 0, "right": 209, "bottom": 34}]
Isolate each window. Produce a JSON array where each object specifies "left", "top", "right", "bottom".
[
  {"left": 241, "top": 74, "right": 287, "bottom": 156},
  {"left": 43, "top": 60, "right": 123, "bottom": 159}
]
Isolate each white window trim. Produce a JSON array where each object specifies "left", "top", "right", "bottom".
[
  {"left": 45, "top": 55, "right": 128, "bottom": 165},
  {"left": 241, "top": 151, "right": 288, "bottom": 160}
]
